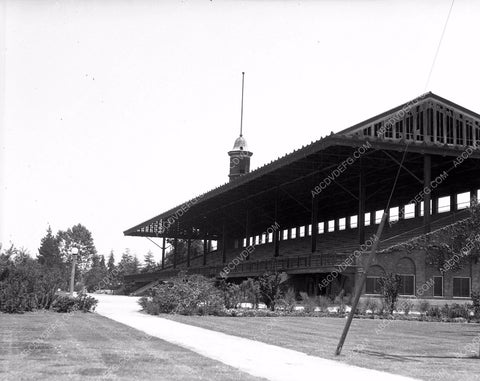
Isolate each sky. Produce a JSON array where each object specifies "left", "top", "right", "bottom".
[{"left": 1, "top": 0, "right": 479, "bottom": 263}]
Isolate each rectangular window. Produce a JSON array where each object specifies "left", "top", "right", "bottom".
[
  {"left": 433, "top": 276, "right": 443, "bottom": 297},
  {"left": 389, "top": 207, "right": 399, "bottom": 222},
  {"left": 283, "top": 230, "right": 288, "bottom": 240},
  {"left": 339, "top": 218, "right": 346, "bottom": 230},
  {"left": 328, "top": 220, "right": 335, "bottom": 232},
  {"left": 453, "top": 277, "right": 471, "bottom": 298},
  {"left": 350, "top": 215, "right": 358, "bottom": 229},
  {"left": 290, "top": 228, "right": 296, "bottom": 239},
  {"left": 399, "top": 275, "right": 415, "bottom": 296},
  {"left": 318, "top": 222, "right": 324, "bottom": 234},
  {"left": 366, "top": 277, "right": 382, "bottom": 294},
  {"left": 299, "top": 226, "right": 305, "bottom": 237},
  {"left": 437, "top": 196, "right": 450, "bottom": 213},
  {"left": 365, "top": 212, "right": 371, "bottom": 226}
]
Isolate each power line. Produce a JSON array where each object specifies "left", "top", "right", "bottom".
[{"left": 425, "top": 0, "right": 455, "bottom": 91}]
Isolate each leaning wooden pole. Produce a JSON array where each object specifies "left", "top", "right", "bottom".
[{"left": 335, "top": 211, "right": 388, "bottom": 356}]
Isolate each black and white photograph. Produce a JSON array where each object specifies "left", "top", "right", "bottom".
[{"left": 1, "top": 1, "right": 480, "bottom": 380}]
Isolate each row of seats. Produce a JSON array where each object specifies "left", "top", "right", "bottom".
[{"left": 178, "top": 210, "right": 468, "bottom": 269}]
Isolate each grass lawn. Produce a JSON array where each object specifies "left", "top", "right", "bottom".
[
  {"left": 0, "top": 311, "right": 264, "bottom": 381},
  {"left": 166, "top": 315, "right": 480, "bottom": 381}
]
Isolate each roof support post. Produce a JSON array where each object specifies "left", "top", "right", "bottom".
[
  {"left": 451, "top": 192, "right": 458, "bottom": 213},
  {"left": 358, "top": 164, "right": 366, "bottom": 244},
  {"left": 203, "top": 230, "right": 208, "bottom": 266},
  {"left": 424, "top": 154, "right": 432, "bottom": 233},
  {"left": 222, "top": 219, "right": 227, "bottom": 264},
  {"left": 245, "top": 210, "right": 251, "bottom": 259},
  {"left": 173, "top": 222, "right": 179, "bottom": 269},
  {"left": 187, "top": 237, "right": 191, "bottom": 268},
  {"left": 432, "top": 197, "right": 438, "bottom": 216},
  {"left": 311, "top": 194, "right": 318, "bottom": 253},
  {"left": 274, "top": 190, "right": 280, "bottom": 257},
  {"left": 161, "top": 236, "right": 166, "bottom": 270}
]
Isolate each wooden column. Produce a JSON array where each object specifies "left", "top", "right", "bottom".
[
  {"left": 451, "top": 193, "right": 458, "bottom": 212},
  {"left": 173, "top": 223, "right": 178, "bottom": 269},
  {"left": 186, "top": 238, "right": 191, "bottom": 268},
  {"left": 203, "top": 233, "right": 208, "bottom": 266},
  {"left": 311, "top": 195, "right": 318, "bottom": 253},
  {"left": 432, "top": 197, "right": 438, "bottom": 216},
  {"left": 245, "top": 210, "right": 251, "bottom": 260},
  {"left": 222, "top": 219, "right": 227, "bottom": 264},
  {"left": 161, "top": 236, "right": 166, "bottom": 270},
  {"left": 358, "top": 166, "right": 366, "bottom": 244},
  {"left": 424, "top": 155, "right": 431, "bottom": 233},
  {"left": 274, "top": 192, "right": 280, "bottom": 257}
]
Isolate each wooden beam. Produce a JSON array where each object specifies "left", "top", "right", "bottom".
[
  {"left": 358, "top": 165, "right": 366, "bottom": 244},
  {"left": 424, "top": 154, "right": 432, "bottom": 233}
]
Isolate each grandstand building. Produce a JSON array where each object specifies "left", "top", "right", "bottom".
[{"left": 125, "top": 93, "right": 480, "bottom": 300}]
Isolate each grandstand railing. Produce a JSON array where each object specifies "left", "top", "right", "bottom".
[{"left": 124, "top": 253, "right": 351, "bottom": 283}]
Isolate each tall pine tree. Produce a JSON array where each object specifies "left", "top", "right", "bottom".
[{"left": 37, "top": 226, "right": 63, "bottom": 268}]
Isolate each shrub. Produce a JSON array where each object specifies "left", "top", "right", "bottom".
[
  {"left": 240, "top": 278, "right": 261, "bottom": 308},
  {"left": 275, "top": 288, "right": 296, "bottom": 312},
  {"left": 379, "top": 273, "right": 402, "bottom": 315},
  {"left": 364, "top": 298, "right": 378, "bottom": 314},
  {"left": 300, "top": 292, "right": 318, "bottom": 313},
  {"left": 217, "top": 280, "right": 242, "bottom": 309},
  {"left": 418, "top": 300, "right": 430, "bottom": 314},
  {"left": 51, "top": 296, "right": 77, "bottom": 313},
  {"left": 139, "top": 272, "right": 224, "bottom": 315},
  {"left": 441, "top": 303, "right": 470, "bottom": 319},
  {"left": 0, "top": 252, "right": 64, "bottom": 313},
  {"left": 50, "top": 294, "right": 98, "bottom": 313},
  {"left": 471, "top": 290, "right": 480, "bottom": 317},
  {"left": 318, "top": 296, "right": 331, "bottom": 312},
  {"left": 427, "top": 305, "right": 442, "bottom": 318},
  {"left": 400, "top": 299, "right": 415, "bottom": 315},
  {"left": 75, "top": 294, "right": 98, "bottom": 312}
]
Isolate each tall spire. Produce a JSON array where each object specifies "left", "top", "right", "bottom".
[{"left": 240, "top": 72, "right": 245, "bottom": 137}]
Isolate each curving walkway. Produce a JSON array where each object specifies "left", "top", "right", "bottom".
[{"left": 94, "top": 294, "right": 418, "bottom": 381}]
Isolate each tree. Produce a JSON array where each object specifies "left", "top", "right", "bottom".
[
  {"left": 107, "top": 251, "right": 115, "bottom": 274},
  {"left": 131, "top": 255, "right": 140, "bottom": 275},
  {"left": 257, "top": 271, "right": 288, "bottom": 311},
  {"left": 57, "top": 224, "right": 97, "bottom": 277},
  {"left": 84, "top": 254, "right": 108, "bottom": 292},
  {"left": 37, "top": 226, "right": 63, "bottom": 268},
  {"left": 142, "top": 251, "right": 156, "bottom": 273},
  {"left": 379, "top": 273, "right": 402, "bottom": 315}
]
